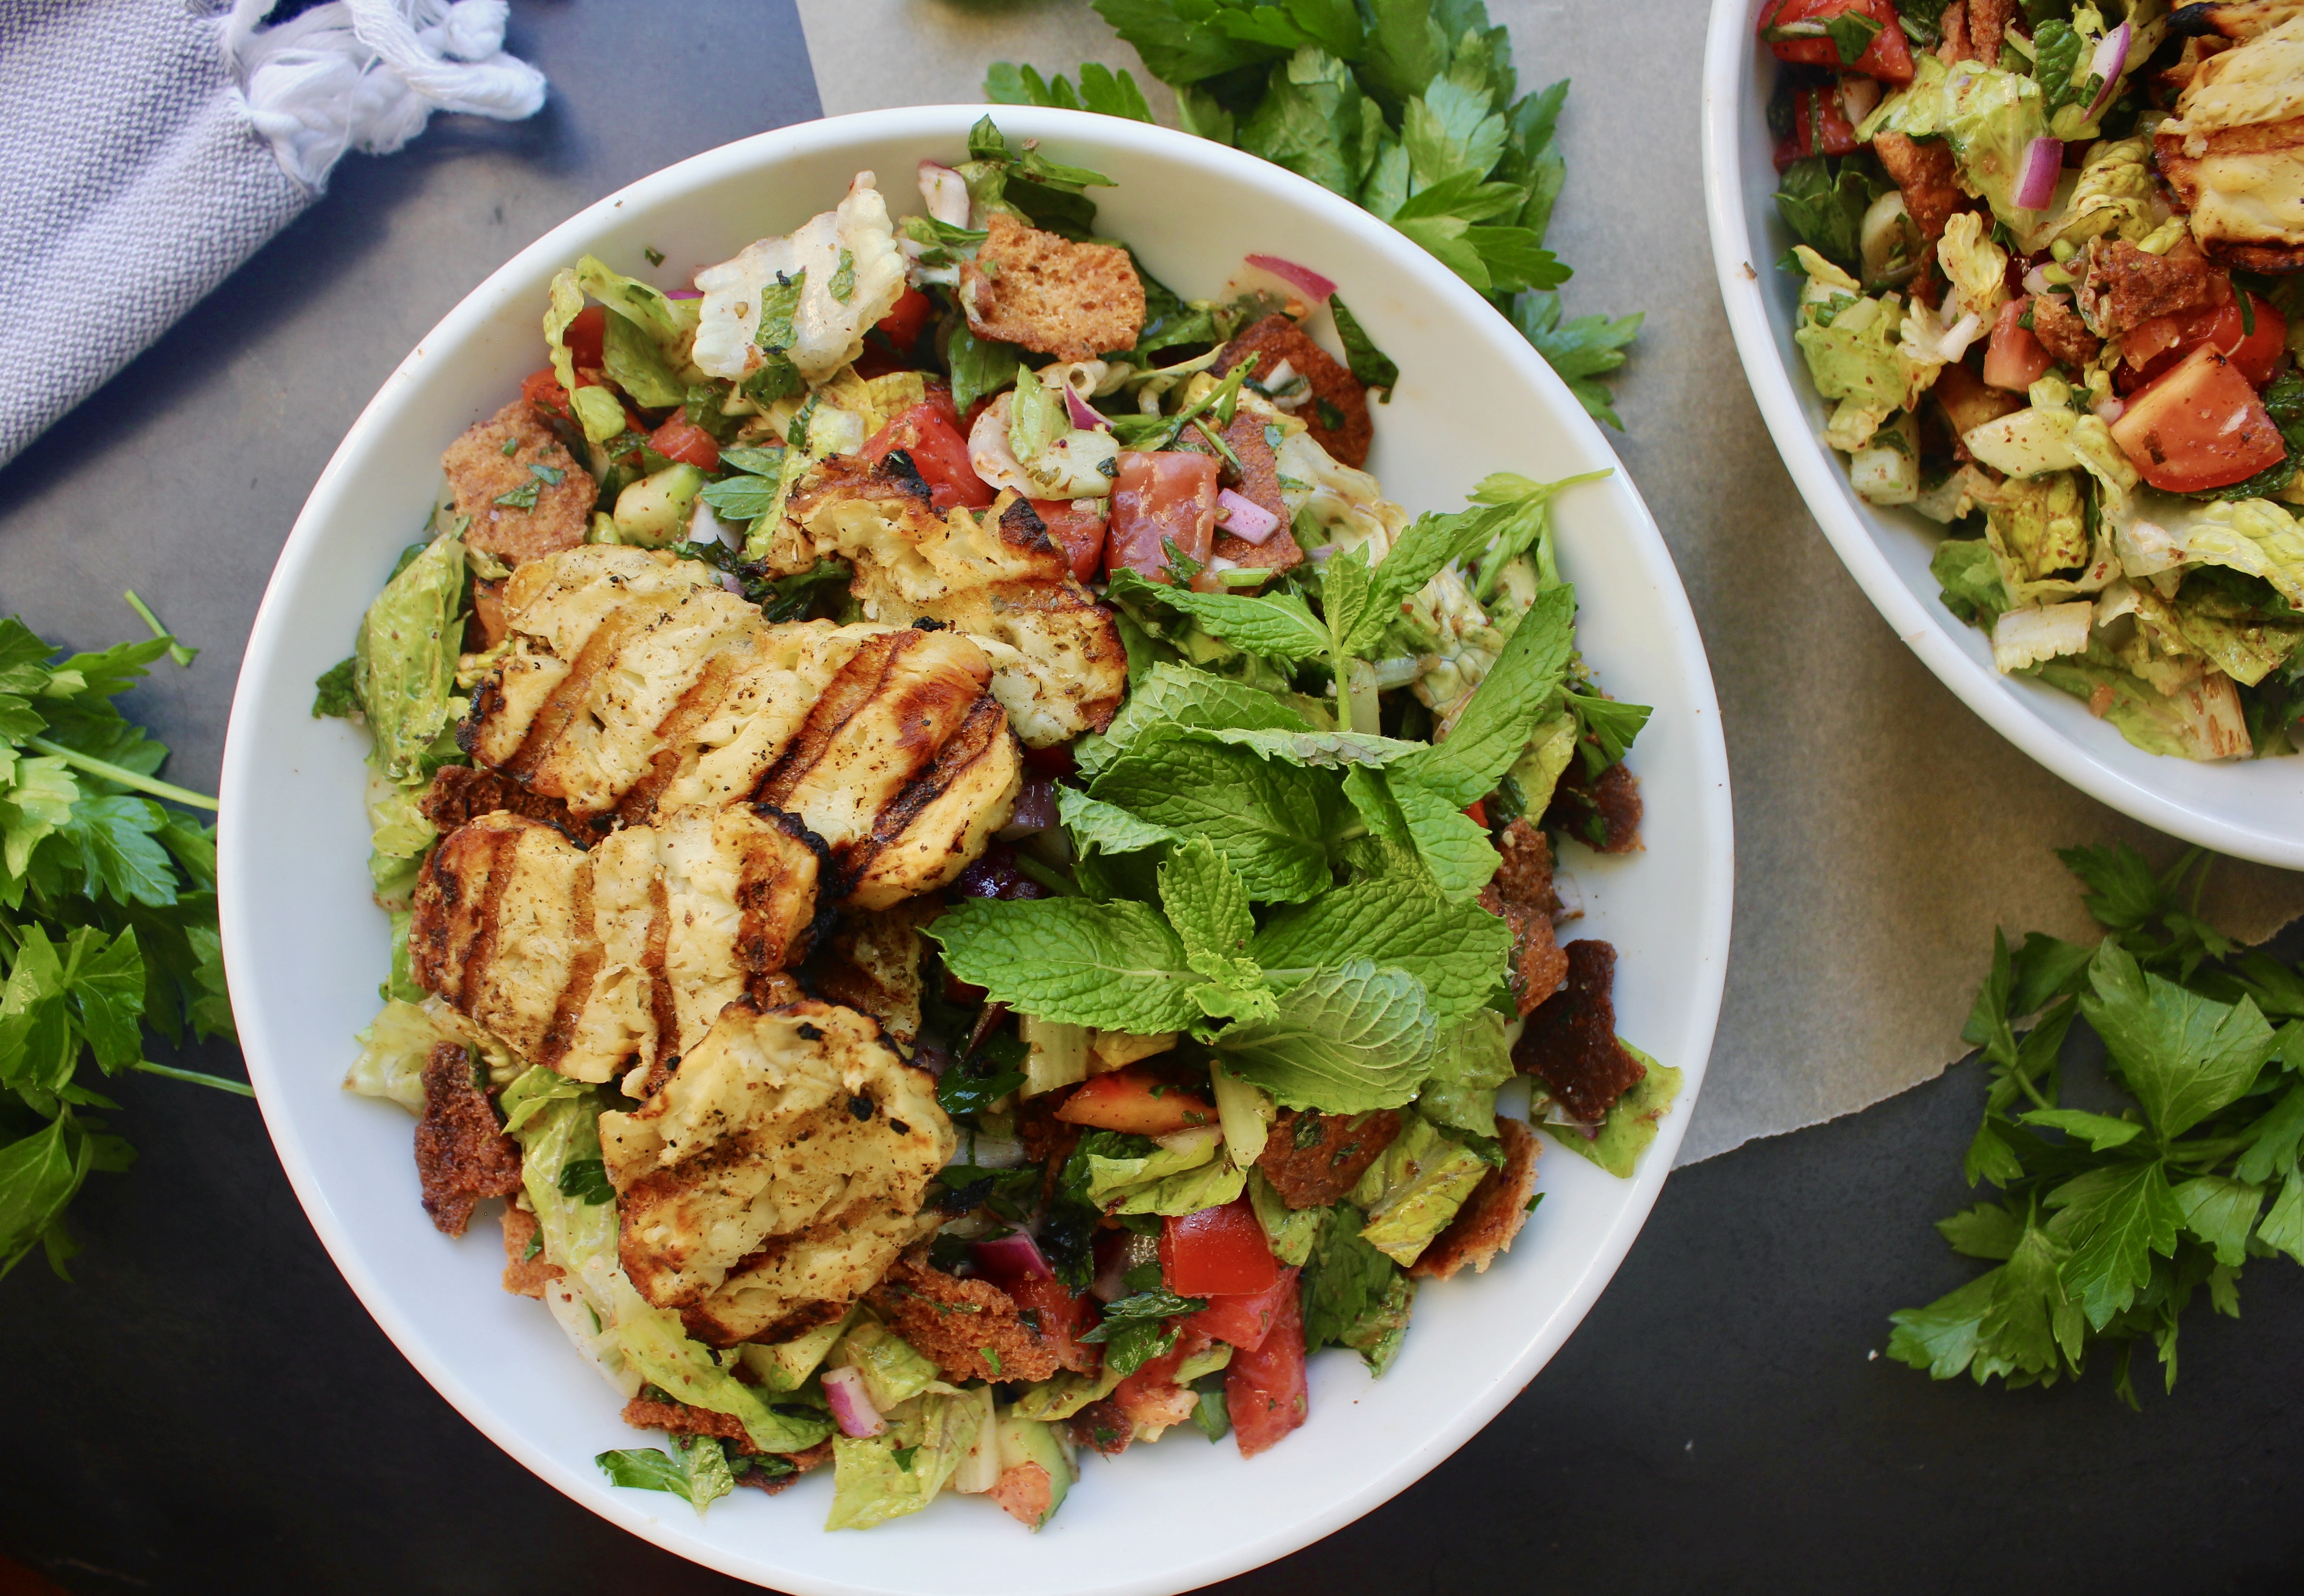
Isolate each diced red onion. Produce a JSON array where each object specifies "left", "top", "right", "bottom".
[
  {"left": 2093, "top": 395, "right": 2127, "bottom": 423},
  {"left": 1215, "top": 489, "right": 1281, "bottom": 545},
  {"left": 912, "top": 1034, "right": 955, "bottom": 1077},
  {"left": 822, "top": 1366, "right": 886, "bottom": 1437},
  {"left": 919, "top": 161, "right": 971, "bottom": 227},
  {"left": 1244, "top": 253, "right": 1336, "bottom": 302},
  {"left": 972, "top": 1230, "right": 1054, "bottom": 1284},
  {"left": 2085, "top": 23, "right": 2131, "bottom": 122},
  {"left": 1064, "top": 385, "right": 1107, "bottom": 432},
  {"left": 2022, "top": 263, "right": 2055, "bottom": 297},
  {"left": 996, "top": 774, "right": 1058, "bottom": 839},
  {"left": 666, "top": 288, "right": 702, "bottom": 300},
  {"left": 718, "top": 573, "right": 745, "bottom": 596},
  {"left": 2015, "top": 137, "right": 2063, "bottom": 212},
  {"left": 1306, "top": 542, "right": 1338, "bottom": 566}
]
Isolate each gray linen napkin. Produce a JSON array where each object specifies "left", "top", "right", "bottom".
[{"left": 0, "top": 0, "right": 545, "bottom": 468}]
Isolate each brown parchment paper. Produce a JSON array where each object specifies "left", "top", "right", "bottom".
[{"left": 793, "top": 0, "right": 2304, "bottom": 1162}]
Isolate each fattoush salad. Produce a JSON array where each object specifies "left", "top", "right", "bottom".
[
  {"left": 316, "top": 117, "right": 1678, "bottom": 1531},
  {"left": 1762, "top": 0, "right": 2304, "bottom": 759}
]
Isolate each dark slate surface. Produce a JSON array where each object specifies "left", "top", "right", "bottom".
[{"left": 2, "top": 3, "right": 2299, "bottom": 1591}]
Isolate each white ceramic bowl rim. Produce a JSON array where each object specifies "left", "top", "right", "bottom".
[
  {"left": 1699, "top": 1, "right": 2304, "bottom": 868},
  {"left": 220, "top": 105, "right": 1734, "bottom": 1595}
]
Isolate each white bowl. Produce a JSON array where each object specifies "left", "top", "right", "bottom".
[
  {"left": 1701, "top": 0, "right": 2304, "bottom": 867},
  {"left": 219, "top": 106, "right": 1733, "bottom": 1595}
]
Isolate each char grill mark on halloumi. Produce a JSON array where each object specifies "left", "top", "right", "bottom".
[
  {"left": 457, "top": 547, "right": 1021, "bottom": 905},
  {"left": 787, "top": 458, "right": 1129, "bottom": 748},
  {"left": 409, "top": 806, "right": 824, "bottom": 1088}
]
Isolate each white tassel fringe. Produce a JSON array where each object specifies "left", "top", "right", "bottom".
[{"left": 220, "top": 0, "right": 548, "bottom": 192}]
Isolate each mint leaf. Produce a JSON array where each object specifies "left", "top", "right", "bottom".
[
  {"left": 1212, "top": 958, "right": 1437, "bottom": 1112},
  {"left": 1385, "top": 772, "right": 1499, "bottom": 901},
  {"left": 1056, "top": 786, "right": 1178, "bottom": 858},
  {"left": 925, "top": 898, "right": 1206, "bottom": 1033},
  {"left": 2079, "top": 939, "right": 2276, "bottom": 1137},
  {"left": 1159, "top": 839, "right": 1265, "bottom": 1003},
  {"left": 2048, "top": 1159, "right": 2181, "bottom": 1328},
  {"left": 1088, "top": 729, "right": 1346, "bottom": 903},
  {"left": 596, "top": 1437, "right": 736, "bottom": 1515},
  {"left": 1250, "top": 876, "right": 1511, "bottom": 1020},
  {"left": 1106, "top": 570, "right": 1331, "bottom": 664},
  {"left": 1076, "top": 661, "right": 1313, "bottom": 777},
  {"left": 1393, "top": 584, "right": 1576, "bottom": 806}
]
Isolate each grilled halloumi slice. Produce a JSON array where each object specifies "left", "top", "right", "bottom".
[
  {"left": 461, "top": 545, "right": 1021, "bottom": 906},
  {"left": 599, "top": 998, "right": 953, "bottom": 1345},
  {"left": 2156, "top": 15, "right": 2304, "bottom": 269},
  {"left": 787, "top": 456, "right": 1129, "bottom": 746},
  {"left": 408, "top": 806, "right": 820, "bottom": 1088},
  {"left": 810, "top": 900, "right": 936, "bottom": 1048}
]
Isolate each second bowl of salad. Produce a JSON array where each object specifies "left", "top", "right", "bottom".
[{"left": 1705, "top": 0, "right": 2304, "bottom": 863}]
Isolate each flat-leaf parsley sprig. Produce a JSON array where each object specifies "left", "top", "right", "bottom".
[
  {"left": 1889, "top": 845, "right": 2304, "bottom": 1407},
  {"left": 0, "top": 609, "right": 242, "bottom": 1281},
  {"left": 988, "top": 0, "right": 1644, "bottom": 426}
]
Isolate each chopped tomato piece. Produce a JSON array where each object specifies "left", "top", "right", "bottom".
[
  {"left": 1226, "top": 1284, "right": 1308, "bottom": 1458},
  {"left": 1797, "top": 86, "right": 1858, "bottom": 157},
  {"left": 1053, "top": 1066, "right": 1218, "bottom": 1137},
  {"left": 1464, "top": 798, "right": 1489, "bottom": 829},
  {"left": 1107, "top": 450, "right": 1219, "bottom": 582},
  {"left": 1185, "top": 1266, "right": 1299, "bottom": 1353},
  {"left": 861, "top": 397, "right": 996, "bottom": 509},
  {"left": 877, "top": 285, "right": 937, "bottom": 350},
  {"left": 648, "top": 414, "right": 720, "bottom": 472},
  {"left": 2111, "top": 345, "right": 2289, "bottom": 492},
  {"left": 1982, "top": 300, "right": 2053, "bottom": 392},
  {"left": 1003, "top": 1273, "right": 1100, "bottom": 1366},
  {"left": 563, "top": 304, "right": 608, "bottom": 371},
  {"left": 1162, "top": 1199, "right": 1281, "bottom": 1298},
  {"left": 1030, "top": 498, "right": 1108, "bottom": 583},
  {"left": 2122, "top": 292, "right": 2286, "bottom": 392},
  {"left": 1759, "top": 0, "right": 1912, "bottom": 83}
]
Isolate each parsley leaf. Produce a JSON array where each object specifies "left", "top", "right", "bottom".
[{"left": 1889, "top": 844, "right": 2304, "bottom": 1403}]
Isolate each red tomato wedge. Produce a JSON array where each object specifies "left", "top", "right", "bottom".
[
  {"left": 1030, "top": 497, "right": 1108, "bottom": 583},
  {"left": 563, "top": 304, "right": 608, "bottom": 371},
  {"left": 1162, "top": 1199, "right": 1281, "bottom": 1298},
  {"left": 1107, "top": 450, "right": 1219, "bottom": 582},
  {"left": 861, "top": 396, "right": 996, "bottom": 509},
  {"left": 1227, "top": 1285, "right": 1308, "bottom": 1458},
  {"left": 1759, "top": 0, "right": 1912, "bottom": 83},
  {"left": 1982, "top": 300, "right": 2054, "bottom": 392},
  {"left": 1053, "top": 1067, "right": 1218, "bottom": 1137},
  {"left": 648, "top": 414, "right": 720, "bottom": 472},
  {"left": 2122, "top": 292, "right": 2286, "bottom": 393},
  {"left": 2111, "top": 345, "right": 2289, "bottom": 492},
  {"left": 1184, "top": 1265, "right": 1299, "bottom": 1353},
  {"left": 876, "top": 285, "right": 937, "bottom": 350}
]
